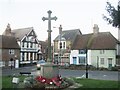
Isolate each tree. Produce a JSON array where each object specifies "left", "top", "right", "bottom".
[
  {"left": 103, "top": 1, "right": 120, "bottom": 28},
  {"left": 103, "top": 1, "right": 120, "bottom": 68}
]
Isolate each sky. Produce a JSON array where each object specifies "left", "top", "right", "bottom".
[{"left": 0, "top": 0, "right": 118, "bottom": 42}]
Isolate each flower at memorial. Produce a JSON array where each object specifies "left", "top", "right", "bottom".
[{"left": 35, "top": 75, "right": 62, "bottom": 87}]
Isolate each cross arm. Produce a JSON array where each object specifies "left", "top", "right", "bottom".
[
  {"left": 42, "top": 17, "right": 48, "bottom": 21},
  {"left": 51, "top": 16, "right": 57, "bottom": 21}
]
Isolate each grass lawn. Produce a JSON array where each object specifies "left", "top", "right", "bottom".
[
  {"left": 73, "top": 78, "right": 119, "bottom": 89},
  {"left": 1, "top": 76, "right": 119, "bottom": 89},
  {"left": 2, "top": 76, "right": 26, "bottom": 88}
]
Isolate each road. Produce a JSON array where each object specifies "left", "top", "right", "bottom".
[{"left": 1, "top": 65, "right": 119, "bottom": 81}]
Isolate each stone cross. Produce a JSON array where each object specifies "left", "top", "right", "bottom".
[{"left": 42, "top": 10, "right": 57, "bottom": 63}]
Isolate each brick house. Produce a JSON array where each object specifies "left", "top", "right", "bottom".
[{"left": 0, "top": 35, "right": 20, "bottom": 67}]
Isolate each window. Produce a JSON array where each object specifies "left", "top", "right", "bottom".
[
  {"left": 0, "top": 61, "right": 5, "bottom": 67},
  {"left": 59, "top": 42, "right": 62, "bottom": 49},
  {"left": 24, "top": 42, "right": 27, "bottom": 48},
  {"left": 73, "top": 57, "right": 77, "bottom": 64},
  {"left": 79, "top": 50, "right": 86, "bottom": 54},
  {"left": 108, "top": 58, "right": 112, "bottom": 64},
  {"left": 30, "top": 43, "right": 33, "bottom": 48},
  {"left": 79, "top": 57, "right": 85, "bottom": 64},
  {"left": 58, "top": 41, "right": 66, "bottom": 49},
  {"left": 63, "top": 42, "right": 65, "bottom": 49},
  {"left": 22, "top": 52, "right": 24, "bottom": 61},
  {"left": 27, "top": 42, "right": 29, "bottom": 48},
  {"left": 100, "top": 50, "right": 105, "bottom": 54},
  {"left": 26, "top": 53, "right": 28, "bottom": 61},
  {"left": 100, "top": 58, "right": 104, "bottom": 64},
  {"left": 22, "top": 42, "right": 24, "bottom": 47},
  {"left": 9, "top": 49, "right": 14, "bottom": 55},
  {"left": 34, "top": 53, "right": 36, "bottom": 60}
]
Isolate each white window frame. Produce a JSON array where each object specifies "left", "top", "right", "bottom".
[
  {"left": 78, "top": 56, "right": 86, "bottom": 64},
  {"left": 108, "top": 58, "right": 112, "bottom": 64},
  {"left": 100, "top": 58, "right": 104, "bottom": 65},
  {"left": 0, "top": 61, "right": 5, "bottom": 67},
  {"left": 9, "top": 49, "right": 14, "bottom": 55},
  {"left": 58, "top": 41, "right": 66, "bottom": 49}
]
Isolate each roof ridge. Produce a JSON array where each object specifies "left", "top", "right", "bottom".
[
  {"left": 12, "top": 27, "right": 33, "bottom": 31},
  {"left": 62, "top": 29, "right": 80, "bottom": 32}
]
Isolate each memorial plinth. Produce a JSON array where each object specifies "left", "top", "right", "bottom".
[{"left": 40, "top": 63, "right": 59, "bottom": 78}]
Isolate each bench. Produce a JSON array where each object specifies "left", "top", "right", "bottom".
[{"left": 19, "top": 72, "right": 31, "bottom": 76}]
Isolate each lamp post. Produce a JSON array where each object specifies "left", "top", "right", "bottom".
[
  {"left": 59, "top": 25, "right": 62, "bottom": 65},
  {"left": 53, "top": 25, "right": 62, "bottom": 65},
  {"left": 86, "top": 48, "right": 88, "bottom": 78}
]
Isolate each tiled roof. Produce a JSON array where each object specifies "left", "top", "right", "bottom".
[
  {"left": 11, "top": 27, "right": 33, "bottom": 40},
  {"left": 72, "top": 32, "right": 119, "bottom": 50},
  {"left": 0, "top": 35, "right": 20, "bottom": 49},
  {"left": 54, "top": 29, "right": 82, "bottom": 43}
]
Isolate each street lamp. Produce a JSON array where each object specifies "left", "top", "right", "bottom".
[
  {"left": 85, "top": 48, "right": 88, "bottom": 78},
  {"left": 59, "top": 25, "right": 62, "bottom": 65},
  {"left": 53, "top": 25, "right": 62, "bottom": 65}
]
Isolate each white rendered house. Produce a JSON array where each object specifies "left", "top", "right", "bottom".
[{"left": 70, "top": 24, "right": 120, "bottom": 69}]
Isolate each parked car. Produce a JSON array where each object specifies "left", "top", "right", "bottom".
[{"left": 37, "top": 59, "right": 46, "bottom": 70}]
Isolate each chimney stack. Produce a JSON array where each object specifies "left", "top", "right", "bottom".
[
  {"left": 4, "top": 23, "right": 12, "bottom": 36},
  {"left": 93, "top": 24, "right": 99, "bottom": 35},
  {"left": 59, "top": 25, "right": 62, "bottom": 35}
]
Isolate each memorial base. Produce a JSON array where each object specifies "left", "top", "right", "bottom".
[{"left": 40, "top": 63, "right": 59, "bottom": 78}]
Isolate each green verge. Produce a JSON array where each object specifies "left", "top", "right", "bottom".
[
  {"left": 2, "top": 76, "right": 119, "bottom": 89},
  {"left": 73, "top": 78, "right": 119, "bottom": 88},
  {"left": 2, "top": 76, "right": 27, "bottom": 88}
]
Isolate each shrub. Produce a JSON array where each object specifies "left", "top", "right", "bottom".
[
  {"left": 111, "top": 66, "right": 119, "bottom": 71},
  {"left": 99, "top": 67, "right": 108, "bottom": 71}
]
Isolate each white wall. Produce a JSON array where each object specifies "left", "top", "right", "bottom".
[
  {"left": 70, "top": 50, "right": 88, "bottom": 65},
  {"left": 70, "top": 50, "right": 79, "bottom": 64},
  {"left": 88, "top": 50, "right": 91, "bottom": 65},
  {"left": 70, "top": 49, "right": 116, "bottom": 68},
  {"left": 116, "top": 44, "right": 120, "bottom": 55},
  {"left": 90, "top": 50, "right": 116, "bottom": 68}
]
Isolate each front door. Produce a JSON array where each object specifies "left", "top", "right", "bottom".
[
  {"left": 108, "top": 58, "right": 112, "bottom": 69},
  {"left": 73, "top": 57, "right": 77, "bottom": 64}
]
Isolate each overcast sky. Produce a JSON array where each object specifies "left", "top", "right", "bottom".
[{"left": 0, "top": 0, "right": 118, "bottom": 41}]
